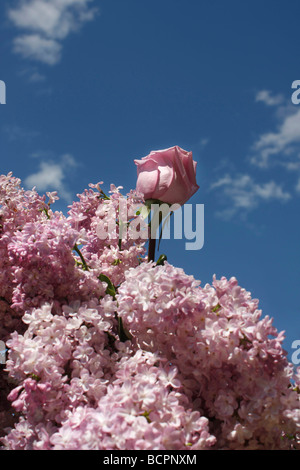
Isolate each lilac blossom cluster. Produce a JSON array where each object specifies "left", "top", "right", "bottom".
[
  {"left": 0, "top": 173, "right": 299, "bottom": 450},
  {"left": 117, "top": 263, "right": 300, "bottom": 449}
]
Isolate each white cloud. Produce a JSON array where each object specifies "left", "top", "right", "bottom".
[
  {"left": 13, "top": 34, "right": 62, "bottom": 65},
  {"left": 8, "top": 0, "right": 98, "bottom": 65},
  {"left": 211, "top": 90, "right": 299, "bottom": 220},
  {"left": 250, "top": 108, "right": 300, "bottom": 168},
  {"left": 255, "top": 90, "right": 284, "bottom": 106},
  {"left": 211, "top": 173, "right": 291, "bottom": 219},
  {"left": 251, "top": 89, "right": 300, "bottom": 170},
  {"left": 24, "top": 154, "right": 78, "bottom": 201}
]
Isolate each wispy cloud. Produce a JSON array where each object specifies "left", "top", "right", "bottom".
[
  {"left": 255, "top": 90, "right": 284, "bottom": 107},
  {"left": 18, "top": 66, "right": 46, "bottom": 83},
  {"left": 28, "top": 71, "right": 46, "bottom": 82},
  {"left": 250, "top": 89, "right": 300, "bottom": 169},
  {"left": 211, "top": 90, "right": 299, "bottom": 220},
  {"left": 13, "top": 34, "right": 62, "bottom": 65},
  {"left": 210, "top": 173, "right": 291, "bottom": 220},
  {"left": 8, "top": 0, "right": 98, "bottom": 65},
  {"left": 2, "top": 124, "right": 40, "bottom": 142},
  {"left": 250, "top": 107, "right": 300, "bottom": 168},
  {"left": 24, "top": 154, "right": 78, "bottom": 201}
]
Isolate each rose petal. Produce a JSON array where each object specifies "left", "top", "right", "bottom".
[
  {"left": 154, "top": 163, "right": 175, "bottom": 199},
  {"left": 181, "top": 151, "right": 198, "bottom": 188},
  {"left": 135, "top": 159, "right": 159, "bottom": 200}
]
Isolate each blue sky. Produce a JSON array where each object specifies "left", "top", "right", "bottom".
[{"left": 1, "top": 0, "right": 300, "bottom": 361}]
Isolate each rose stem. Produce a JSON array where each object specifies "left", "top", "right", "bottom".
[{"left": 148, "top": 236, "right": 156, "bottom": 262}]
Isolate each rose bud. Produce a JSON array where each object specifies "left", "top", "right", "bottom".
[{"left": 134, "top": 146, "right": 199, "bottom": 205}]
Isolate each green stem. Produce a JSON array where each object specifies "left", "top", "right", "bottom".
[
  {"left": 100, "top": 190, "right": 110, "bottom": 200},
  {"left": 73, "top": 243, "right": 89, "bottom": 271}
]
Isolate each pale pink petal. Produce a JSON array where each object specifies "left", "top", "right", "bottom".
[
  {"left": 154, "top": 163, "right": 175, "bottom": 199},
  {"left": 135, "top": 159, "right": 159, "bottom": 200}
]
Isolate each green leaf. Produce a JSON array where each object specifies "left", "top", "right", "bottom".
[
  {"left": 156, "top": 254, "right": 167, "bottom": 266},
  {"left": 212, "top": 303, "right": 221, "bottom": 313},
  {"left": 42, "top": 207, "right": 51, "bottom": 219},
  {"left": 141, "top": 410, "right": 152, "bottom": 423},
  {"left": 98, "top": 274, "right": 116, "bottom": 299},
  {"left": 29, "top": 373, "right": 41, "bottom": 381},
  {"left": 112, "top": 259, "right": 121, "bottom": 266}
]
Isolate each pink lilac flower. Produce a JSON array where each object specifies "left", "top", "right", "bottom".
[
  {"left": 67, "top": 183, "right": 147, "bottom": 287},
  {"left": 0, "top": 174, "right": 299, "bottom": 450},
  {"left": 117, "top": 262, "right": 300, "bottom": 449},
  {"left": 48, "top": 351, "right": 215, "bottom": 450}
]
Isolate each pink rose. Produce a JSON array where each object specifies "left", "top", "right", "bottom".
[{"left": 134, "top": 146, "right": 199, "bottom": 205}]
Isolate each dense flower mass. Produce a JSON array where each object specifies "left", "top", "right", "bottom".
[
  {"left": 117, "top": 262, "right": 300, "bottom": 449},
  {"left": 0, "top": 172, "right": 299, "bottom": 450}
]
